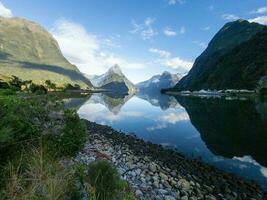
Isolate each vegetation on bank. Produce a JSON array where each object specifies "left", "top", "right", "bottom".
[{"left": 0, "top": 78, "right": 133, "bottom": 200}]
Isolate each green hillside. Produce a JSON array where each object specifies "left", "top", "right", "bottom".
[
  {"left": 175, "top": 20, "right": 266, "bottom": 91},
  {"left": 0, "top": 17, "right": 92, "bottom": 89}
]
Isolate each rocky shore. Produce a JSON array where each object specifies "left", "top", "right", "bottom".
[{"left": 74, "top": 120, "right": 267, "bottom": 200}]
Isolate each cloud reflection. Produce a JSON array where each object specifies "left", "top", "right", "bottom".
[{"left": 147, "top": 111, "right": 189, "bottom": 131}]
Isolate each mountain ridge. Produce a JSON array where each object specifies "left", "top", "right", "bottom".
[
  {"left": 0, "top": 17, "right": 92, "bottom": 89},
  {"left": 174, "top": 20, "right": 267, "bottom": 91},
  {"left": 137, "top": 71, "right": 184, "bottom": 93},
  {"left": 89, "top": 64, "right": 136, "bottom": 94}
]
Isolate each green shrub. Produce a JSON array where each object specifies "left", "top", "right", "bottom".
[
  {"left": 0, "top": 81, "right": 10, "bottom": 89},
  {"left": 86, "top": 160, "right": 123, "bottom": 200},
  {"left": 29, "top": 83, "right": 48, "bottom": 94},
  {"left": 58, "top": 110, "right": 86, "bottom": 156},
  {"left": 0, "top": 88, "right": 16, "bottom": 95},
  {"left": 0, "top": 95, "right": 46, "bottom": 148}
]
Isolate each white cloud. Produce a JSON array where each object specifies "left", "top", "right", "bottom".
[
  {"left": 163, "top": 26, "right": 185, "bottom": 37},
  {"left": 163, "top": 27, "right": 177, "bottom": 37},
  {"left": 193, "top": 40, "right": 207, "bottom": 49},
  {"left": 148, "top": 48, "right": 193, "bottom": 72},
  {"left": 164, "top": 57, "right": 193, "bottom": 71},
  {"left": 168, "top": 0, "right": 185, "bottom": 5},
  {"left": 251, "top": 7, "right": 267, "bottom": 14},
  {"left": 130, "top": 17, "right": 157, "bottom": 40},
  {"left": 0, "top": 1, "right": 13, "bottom": 18},
  {"left": 249, "top": 15, "right": 267, "bottom": 25},
  {"left": 149, "top": 48, "right": 171, "bottom": 58},
  {"left": 203, "top": 26, "right": 210, "bottom": 31},
  {"left": 222, "top": 14, "right": 239, "bottom": 21},
  {"left": 51, "top": 19, "right": 146, "bottom": 79}
]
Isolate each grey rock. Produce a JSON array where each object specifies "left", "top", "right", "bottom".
[
  {"left": 181, "top": 196, "right": 188, "bottom": 200},
  {"left": 135, "top": 189, "right": 143, "bottom": 196}
]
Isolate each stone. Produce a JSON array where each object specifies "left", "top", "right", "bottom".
[
  {"left": 177, "top": 179, "right": 191, "bottom": 191},
  {"left": 164, "top": 195, "right": 176, "bottom": 200},
  {"left": 158, "top": 189, "right": 168, "bottom": 195},
  {"left": 170, "top": 171, "right": 177, "bottom": 177},
  {"left": 153, "top": 181, "right": 159, "bottom": 188},
  {"left": 149, "top": 163, "right": 157, "bottom": 172},
  {"left": 160, "top": 172, "right": 168, "bottom": 181},
  {"left": 205, "top": 195, "right": 216, "bottom": 200},
  {"left": 135, "top": 168, "right": 141, "bottom": 175},
  {"left": 181, "top": 196, "right": 188, "bottom": 200},
  {"left": 135, "top": 189, "right": 143, "bottom": 196}
]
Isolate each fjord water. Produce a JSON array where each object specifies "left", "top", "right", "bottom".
[{"left": 73, "top": 92, "right": 267, "bottom": 190}]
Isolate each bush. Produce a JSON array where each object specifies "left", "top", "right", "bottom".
[
  {"left": 0, "top": 81, "right": 10, "bottom": 89},
  {"left": 0, "top": 95, "right": 46, "bottom": 148},
  {"left": 0, "top": 88, "right": 16, "bottom": 95},
  {"left": 29, "top": 83, "right": 48, "bottom": 94},
  {"left": 86, "top": 160, "right": 129, "bottom": 200},
  {"left": 58, "top": 110, "right": 86, "bottom": 156}
]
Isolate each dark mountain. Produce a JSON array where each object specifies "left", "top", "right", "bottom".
[
  {"left": 0, "top": 17, "right": 92, "bottom": 89},
  {"left": 174, "top": 20, "right": 267, "bottom": 91},
  {"left": 137, "top": 71, "right": 183, "bottom": 93},
  {"left": 89, "top": 64, "right": 136, "bottom": 94}
]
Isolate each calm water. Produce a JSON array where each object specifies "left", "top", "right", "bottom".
[{"left": 69, "top": 92, "right": 267, "bottom": 190}]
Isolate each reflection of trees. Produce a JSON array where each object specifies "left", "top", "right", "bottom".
[{"left": 175, "top": 96, "right": 267, "bottom": 167}]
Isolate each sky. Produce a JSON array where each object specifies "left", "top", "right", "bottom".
[{"left": 0, "top": 0, "right": 267, "bottom": 83}]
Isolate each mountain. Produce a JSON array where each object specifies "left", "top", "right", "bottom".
[
  {"left": 89, "top": 64, "right": 136, "bottom": 94},
  {"left": 137, "top": 71, "right": 183, "bottom": 93},
  {"left": 174, "top": 20, "right": 267, "bottom": 91},
  {"left": 0, "top": 17, "right": 92, "bottom": 89}
]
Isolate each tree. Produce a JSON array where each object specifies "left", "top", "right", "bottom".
[{"left": 45, "top": 80, "right": 56, "bottom": 91}]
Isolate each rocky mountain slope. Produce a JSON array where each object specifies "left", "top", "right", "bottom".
[
  {"left": 89, "top": 64, "right": 136, "bottom": 94},
  {"left": 0, "top": 17, "right": 92, "bottom": 89},
  {"left": 174, "top": 20, "right": 267, "bottom": 91},
  {"left": 137, "top": 71, "right": 183, "bottom": 93}
]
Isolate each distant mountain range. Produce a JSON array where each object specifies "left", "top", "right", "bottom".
[
  {"left": 137, "top": 71, "right": 184, "bottom": 93},
  {"left": 0, "top": 17, "right": 92, "bottom": 89},
  {"left": 88, "top": 64, "right": 136, "bottom": 94},
  {"left": 174, "top": 19, "right": 267, "bottom": 91}
]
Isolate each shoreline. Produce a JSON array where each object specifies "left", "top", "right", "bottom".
[{"left": 75, "top": 120, "right": 267, "bottom": 200}]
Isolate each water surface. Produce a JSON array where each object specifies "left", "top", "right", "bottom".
[{"left": 74, "top": 92, "right": 267, "bottom": 190}]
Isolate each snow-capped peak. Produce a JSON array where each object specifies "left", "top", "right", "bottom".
[{"left": 108, "top": 64, "right": 123, "bottom": 75}]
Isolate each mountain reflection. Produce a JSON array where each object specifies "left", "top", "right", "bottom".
[
  {"left": 88, "top": 92, "right": 134, "bottom": 114},
  {"left": 174, "top": 96, "right": 267, "bottom": 167},
  {"left": 136, "top": 91, "right": 180, "bottom": 110}
]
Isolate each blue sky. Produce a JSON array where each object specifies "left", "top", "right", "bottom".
[{"left": 0, "top": 0, "right": 267, "bottom": 83}]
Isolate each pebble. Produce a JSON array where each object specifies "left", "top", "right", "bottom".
[{"left": 71, "top": 121, "right": 267, "bottom": 200}]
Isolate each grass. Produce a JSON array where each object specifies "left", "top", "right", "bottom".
[{"left": 0, "top": 85, "right": 134, "bottom": 199}]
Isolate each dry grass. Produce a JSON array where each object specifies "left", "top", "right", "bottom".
[{"left": 2, "top": 146, "right": 73, "bottom": 200}]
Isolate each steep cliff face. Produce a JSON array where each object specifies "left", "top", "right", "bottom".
[
  {"left": 89, "top": 64, "right": 136, "bottom": 94},
  {"left": 0, "top": 17, "right": 92, "bottom": 88},
  {"left": 175, "top": 20, "right": 266, "bottom": 91}
]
